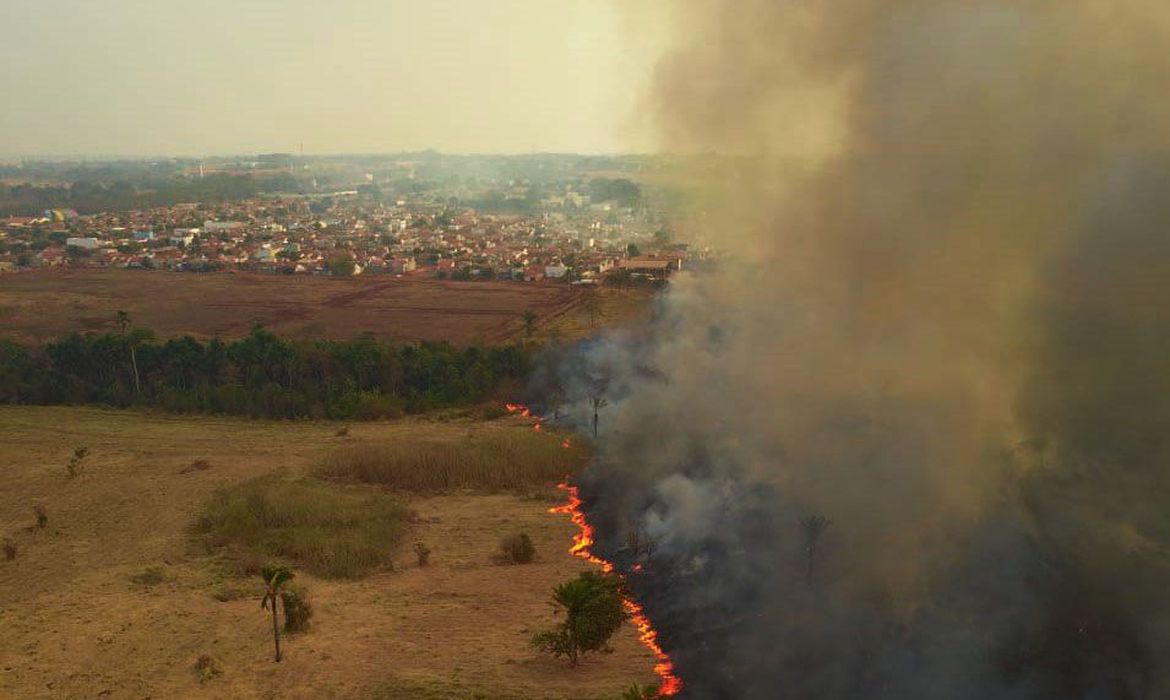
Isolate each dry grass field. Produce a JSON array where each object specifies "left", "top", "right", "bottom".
[
  {"left": 0, "top": 407, "right": 657, "bottom": 699},
  {"left": 0, "top": 270, "right": 654, "bottom": 344}
]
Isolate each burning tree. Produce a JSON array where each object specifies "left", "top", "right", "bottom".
[
  {"left": 532, "top": 571, "right": 627, "bottom": 666},
  {"left": 799, "top": 514, "right": 831, "bottom": 584}
]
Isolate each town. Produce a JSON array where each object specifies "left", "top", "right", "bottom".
[{"left": 0, "top": 154, "right": 691, "bottom": 285}]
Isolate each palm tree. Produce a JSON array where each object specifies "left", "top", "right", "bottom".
[
  {"left": 590, "top": 394, "right": 608, "bottom": 438},
  {"left": 799, "top": 514, "right": 831, "bottom": 584},
  {"left": 260, "top": 565, "right": 294, "bottom": 662},
  {"left": 115, "top": 310, "right": 141, "bottom": 394}
]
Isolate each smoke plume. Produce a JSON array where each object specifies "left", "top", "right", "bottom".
[{"left": 560, "top": 2, "right": 1170, "bottom": 698}]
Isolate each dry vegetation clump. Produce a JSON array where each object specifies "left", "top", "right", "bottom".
[
  {"left": 180, "top": 459, "right": 212, "bottom": 474},
  {"left": 497, "top": 533, "right": 536, "bottom": 565},
  {"left": 33, "top": 504, "right": 47, "bottom": 529},
  {"left": 414, "top": 542, "right": 431, "bottom": 567},
  {"left": 193, "top": 654, "right": 221, "bottom": 684},
  {"left": 129, "top": 565, "right": 168, "bottom": 586},
  {"left": 3, "top": 538, "right": 15, "bottom": 561},
  {"left": 194, "top": 477, "right": 408, "bottom": 579},
  {"left": 316, "top": 429, "right": 585, "bottom": 492},
  {"left": 281, "top": 585, "right": 313, "bottom": 633}
]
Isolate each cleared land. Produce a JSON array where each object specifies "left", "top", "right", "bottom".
[
  {"left": 0, "top": 407, "right": 656, "bottom": 699},
  {"left": 0, "top": 270, "right": 654, "bottom": 344}
]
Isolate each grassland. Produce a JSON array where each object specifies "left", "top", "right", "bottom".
[
  {"left": 0, "top": 406, "right": 656, "bottom": 699},
  {"left": 0, "top": 269, "right": 654, "bottom": 344},
  {"left": 318, "top": 429, "right": 587, "bottom": 492}
]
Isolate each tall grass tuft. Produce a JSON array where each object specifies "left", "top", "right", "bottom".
[
  {"left": 194, "top": 477, "right": 408, "bottom": 579},
  {"left": 316, "top": 429, "right": 586, "bottom": 492}
]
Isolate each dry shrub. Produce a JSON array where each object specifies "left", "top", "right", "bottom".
[
  {"left": 414, "top": 542, "right": 431, "bottom": 567},
  {"left": 195, "top": 476, "right": 407, "bottom": 579},
  {"left": 33, "top": 505, "right": 47, "bottom": 529},
  {"left": 335, "top": 426, "right": 349, "bottom": 437},
  {"left": 193, "top": 654, "right": 221, "bottom": 684},
  {"left": 498, "top": 533, "right": 536, "bottom": 565},
  {"left": 129, "top": 566, "right": 167, "bottom": 586},
  {"left": 317, "top": 429, "right": 586, "bottom": 492},
  {"left": 3, "top": 538, "right": 15, "bottom": 561},
  {"left": 180, "top": 459, "right": 212, "bottom": 474},
  {"left": 281, "top": 585, "right": 313, "bottom": 633}
]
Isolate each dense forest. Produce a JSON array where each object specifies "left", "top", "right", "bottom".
[{"left": 0, "top": 326, "right": 531, "bottom": 419}]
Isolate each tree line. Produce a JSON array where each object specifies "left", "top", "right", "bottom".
[{"left": 0, "top": 325, "right": 531, "bottom": 419}]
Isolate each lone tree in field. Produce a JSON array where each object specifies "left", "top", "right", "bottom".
[
  {"left": 522, "top": 309, "right": 538, "bottom": 339},
  {"left": 260, "top": 565, "right": 294, "bottom": 662},
  {"left": 590, "top": 394, "right": 608, "bottom": 438},
  {"left": 532, "top": 571, "right": 627, "bottom": 666},
  {"left": 800, "top": 514, "right": 831, "bottom": 584}
]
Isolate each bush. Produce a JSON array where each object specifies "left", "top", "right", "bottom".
[
  {"left": 129, "top": 566, "right": 167, "bottom": 586},
  {"left": 532, "top": 571, "right": 627, "bottom": 665},
  {"left": 499, "top": 533, "right": 536, "bottom": 565},
  {"left": 33, "top": 505, "right": 47, "bottom": 529},
  {"left": 414, "top": 542, "right": 431, "bottom": 567},
  {"left": 193, "top": 654, "right": 221, "bottom": 684},
  {"left": 66, "top": 446, "right": 89, "bottom": 478},
  {"left": 317, "top": 429, "right": 585, "bottom": 492},
  {"left": 194, "top": 477, "right": 408, "bottom": 579},
  {"left": 3, "top": 538, "right": 15, "bottom": 561},
  {"left": 281, "top": 585, "right": 313, "bottom": 633}
]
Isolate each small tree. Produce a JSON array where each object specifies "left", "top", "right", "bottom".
[
  {"left": 532, "top": 571, "right": 627, "bottom": 666},
  {"left": 3, "top": 538, "right": 15, "bottom": 561},
  {"left": 522, "top": 309, "right": 538, "bottom": 339},
  {"left": 583, "top": 292, "right": 601, "bottom": 329},
  {"left": 33, "top": 505, "right": 47, "bottom": 529},
  {"left": 260, "top": 565, "right": 294, "bottom": 662},
  {"left": 799, "top": 514, "right": 831, "bottom": 584}
]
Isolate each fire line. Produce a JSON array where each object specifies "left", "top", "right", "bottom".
[
  {"left": 505, "top": 402, "right": 682, "bottom": 695},
  {"left": 551, "top": 482, "right": 683, "bottom": 697}
]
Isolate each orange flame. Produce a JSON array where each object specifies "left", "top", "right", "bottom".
[
  {"left": 505, "top": 402, "right": 532, "bottom": 418},
  {"left": 550, "top": 483, "right": 683, "bottom": 696},
  {"left": 562, "top": 439, "right": 571, "bottom": 449}
]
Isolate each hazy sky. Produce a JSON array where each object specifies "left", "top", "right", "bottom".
[{"left": 0, "top": 0, "right": 663, "bottom": 157}]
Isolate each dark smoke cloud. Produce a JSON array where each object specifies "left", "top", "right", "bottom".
[{"left": 553, "top": 1, "right": 1170, "bottom": 697}]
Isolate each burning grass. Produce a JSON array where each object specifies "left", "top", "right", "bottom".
[
  {"left": 316, "top": 428, "right": 586, "bottom": 493},
  {"left": 194, "top": 476, "right": 408, "bottom": 579}
]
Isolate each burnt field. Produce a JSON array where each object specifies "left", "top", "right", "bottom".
[{"left": 0, "top": 269, "right": 636, "bottom": 344}]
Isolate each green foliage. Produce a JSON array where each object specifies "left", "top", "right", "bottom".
[
  {"left": 532, "top": 571, "right": 627, "bottom": 665},
  {"left": 327, "top": 257, "right": 357, "bottom": 276},
  {"left": 499, "top": 533, "right": 536, "bottom": 565},
  {"left": 317, "top": 431, "right": 585, "bottom": 492},
  {"left": 0, "top": 328, "right": 532, "bottom": 420},
  {"left": 281, "top": 584, "right": 313, "bottom": 633},
  {"left": 196, "top": 477, "right": 408, "bottom": 579},
  {"left": 621, "top": 685, "right": 661, "bottom": 700}
]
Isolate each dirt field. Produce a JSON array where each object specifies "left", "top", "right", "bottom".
[
  {"left": 0, "top": 407, "right": 657, "bottom": 699},
  {"left": 0, "top": 270, "right": 653, "bottom": 345}
]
